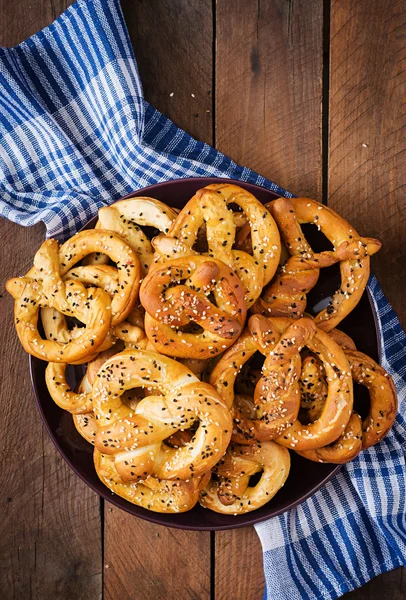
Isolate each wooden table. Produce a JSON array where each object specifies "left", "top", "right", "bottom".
[{"left": 1, "top": 1, "right": 405, "bottom": 599}]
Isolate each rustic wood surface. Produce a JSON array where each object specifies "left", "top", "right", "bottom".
[{"left": 0, "top": 1, "right": 404, "bottom": 599}]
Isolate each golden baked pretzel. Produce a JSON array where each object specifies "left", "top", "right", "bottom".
[
  {"left": 94, "top": 449, "right": 210, "bottom": 513},
  {"left": 200, "top": 441, "right": 290, "bottom": 514},
  {"left": 46, "top": 345, "right": 122, "bottom": 415},
  {"left": 6, "top": 275, "right": 111, "bottom": 362},
  {"left": 252, "top": 197, "right": 381, "bottom": 330},
  {"left": 72, "top": 404, "right": 209, "bottom": 513},
  {"left": 210, "top": 316, "right": 303, "bottom": 443},
  {"left": 295, "top": 329, "right": 397, "bottom": 462},
  {"left": 85, "top": 197, "right": 178, "bottom": 275},
  {"left": 328, "top": 330, "right": 398, "bottom": 449},
  {"left": 92, "top": 349, "right": 232, "bottom": 481},
  {"left": 152, "top": 183, "right": 281, "bottom": 307},
  {"left": 211, "top": 315, "right": 354, "bottom": 449},
  {"left": 140, "top": 256, "right": 247, "bottom": 358}
]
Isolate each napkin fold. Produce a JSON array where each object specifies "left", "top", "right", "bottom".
[{"left": 0, "top": 1, "right": 405, "bottom": 599}]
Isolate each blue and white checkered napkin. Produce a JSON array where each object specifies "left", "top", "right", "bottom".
[{"left": 1, "top": 1, "right": 405, "bottom": 598}]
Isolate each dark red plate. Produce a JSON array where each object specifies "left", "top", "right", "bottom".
[{"left": 29, "top": 177, "right": 380, "bottom": 530}]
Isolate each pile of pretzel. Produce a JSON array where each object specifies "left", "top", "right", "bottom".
[{"left": 7, "top": 183, "right": 398, "bottom": 515}]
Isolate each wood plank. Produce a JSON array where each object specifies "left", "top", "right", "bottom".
[
  {"left": 0, "top": 0, "right": 72, "bottom": 46},
  {"left": 122, "top": 0, "right": 214, "bottom": 143},
  {"left": 328, "top": 0, "right": 406, "bottom": 328},
  {"left": 343, "top": 564, "right": 405, "bottom": 600},
  {"left": 0, "top": 2, "right": 103, "bottom": 598},
  {"left": 0, "top": 222, "right": 102, "bottom": 600},
  {"left": 104, "top": 3, "right": 213, "bottom": 599},
  {"left": 215, "top": 0, "right": 324, "bottom": 199},
  {"left": 330, "top": 1, "right": 406, "bottom": 595},
  {"left": 215, "top": 526, "right": 264, "bottom": 600},
  {"left": 215, "top": 2, "right": 324, "bottom": 598},
  {"left": 104, "top": 506, "right": 210, "bottom": 600}
]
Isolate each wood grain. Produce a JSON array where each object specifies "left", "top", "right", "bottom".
[
  {"left": 215, "top": 526, "right": 264, "bottom": 600},
  {"left": 122, "top": 0, "right": 214, "bottom": 143},
  {"left": 330, "top": 0, "right": 406, "bottom": 594},
  {"left": 0, "top": 222, "right": 102, "bottom": 600},
  {"left": 104, "top": 506, "right": 210, "bottom": 600},
  {"left": 215, "top": 0, "right": 324, "bottom": 199},
  {"left": 344, "top": 563, "right": 405, "bottom": 599},
  {"left": 0, "top": 3, "right": 102, "bottom": 599},
  {"left": 104, "top": 3, "right": 213, "bottom": 599},
  {"left": 0, "top": 0, "right": 73, "bottom": 46},
  {"left": 328, "top": 0, "right": 406, "bottom": 327},
  {"left": 215, "top": 2, "right": 324, "bottom": 597}
]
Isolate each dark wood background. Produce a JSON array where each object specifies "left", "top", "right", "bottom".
[{"left": 1, "top": 1, "right": 405, "bottom": 599}]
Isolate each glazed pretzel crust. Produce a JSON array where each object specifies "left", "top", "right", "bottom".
[
  {"left": 252, "top": 197, "right": 381, "bottom": 330},
  {"left": 140, "top": 255, "right": 247, "bottom": 358},
  {"left": 152, "top": 183, "right": 281, "bottom": 306},
  {"left": 92, "top": 349, "right": 232, "bottom": 481},
  {"left": 200, "top": 441, "right": 290, "bottom": 514}
]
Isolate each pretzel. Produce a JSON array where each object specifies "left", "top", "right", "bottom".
[
  {"left": 48, "top": 230, "right": 140, "bottom": 325},
  {"left": 199, "top": 441, "right": 290, "bottom": 514},
  {"left": 92, "top": 349, "right": 232, "bottom": 481},
  {"left": 6, "top": 275, "right": 111, "bottom": 362},
  {"left": 94, "top": 450, "right": 210, "bottom": 513},
  {"left": 152, "top": 183, "right": 281, "bottom": 307},
  {"left": 140, "top": 256, "right": 247, "bottom": 358},
  {"left": 85, "top": 197, "right": 178, "bottom": 275},
  {"left": 73, "top": 405, "right": 209, "bottom": 513},
  {"left": 46, "top": 345, "right": 122, "bottom": 415},
  {"left": 252, "top": 197, "right": 381, "bottom": 330},
  {"left": 210, "top": 316, "right": 306, "bottom": 443}
]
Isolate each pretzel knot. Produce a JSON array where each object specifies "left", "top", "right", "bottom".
[
  {"left": 92, "top": 350, "right": 233, "bottom": 482},
  {"left": 199, "top": 441, "right": 290, "bottom": 514},
  {"left": 73, "top": 402, "right": 210, "bottom": 513},
  {"left": 252, "top": 197, "right": 381, "bottom": 330},
  {"left": 140, "top": 256, "right": 247, "bottom": 358},
  {"left": 211, "top": 315, "right": 354, "bottom": 449},
  {"left": 6, "top": 230, "right": 141, "bottom": 362},
  {"left": 84, "top": 197, "right": 178, "bottom": 275},
  {"left": 94, "top": 450, "right": 210, "bottom": 513},
  {"left": 152, "top": 183, "right": 281, "bottom": 307}
]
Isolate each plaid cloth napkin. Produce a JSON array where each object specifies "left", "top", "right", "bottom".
[{"left": 1, "top": 1, "right": 405, "bottom": 598}]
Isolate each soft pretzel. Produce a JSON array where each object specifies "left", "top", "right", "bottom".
[
  {"left": 200, "top": 441, "right": 290, "bottom": 514},
  {"left": 92, "top": 349, "right": 232, "bottom": 481},
  {"left": 152, "top": 183, "right": 280, "bottom": 306},
  {"left": 73, "top": 407, "right": 209, "bottom": 513},
  {"left": 6, "top": 275, "right": 112, "bottom": 362},
  {"left": 94, "top": 449, "right": 210, "bottom": 513},
  {"left": 328, "top": 329, "right": 397, "bottom": 448},
  {"left": 46, "top": 345, "right": 122, "bottom": 415},
  {"left": 344, "top": 349, "right": 397, "bottom": 448},
  {"left": 210, "top": 316, "right": 306, "bottom": 443},
  {"left": 85, "top": 197, "right": 178, "bottom": 275},
  {"left": 252, "top": 197, "right": 381, "bottom": 330},
  {"left": 53, "top": 230, "right": 140, "bottom": 325},
  {"left": 296, "top": 412, "right": 363, "bottom": 464},
  {"left": 140, "top": 256, "right": 247, "bottom": 358}
]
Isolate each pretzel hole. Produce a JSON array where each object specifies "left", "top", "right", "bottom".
[
  {"left": 248, "top": 471, "right": 263, "bottom": 487},
  {"left": 352, "top": 382, "right": 370, "bottom": 420},
  {"left": 192, "top": 224, "right": 209, "bottom": 253},
  {"left": 177, "top": 322, "right": 205, "bottom": 335},
  {"left": 234, "top": 354, "right": 264, "bottom": 396},
  {"left": 300, "top": 223, "right": 334, "bottom": 253}
]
